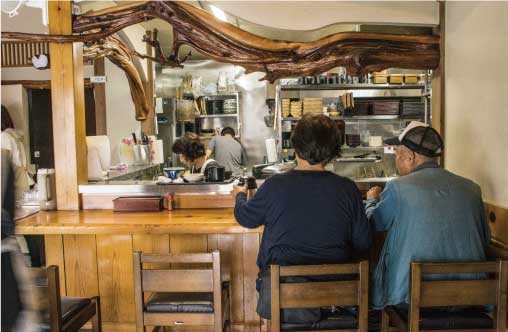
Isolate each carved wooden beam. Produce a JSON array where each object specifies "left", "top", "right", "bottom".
[
  {"left": 83, "top": 37, "right": 149, "bottom": 121},
  {"left": 2, "top": 1, "right": 440, "bottom": 83}
]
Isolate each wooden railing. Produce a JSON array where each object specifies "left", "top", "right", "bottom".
[{"left": 1, "top": 40, "right": 49, "bottom": 67}]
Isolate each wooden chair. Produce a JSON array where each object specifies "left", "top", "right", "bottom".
[
  {"left": 381, "top": 261, "right": 508, "bottom": 332},
  {"left": 133, "top": 250, "right": 230, "bottom": 332},
  {"left": 270, "top": 261, "right": 369, "bottom": 332},
  {"left": 31, "top": 265, "right": 101, "bottom": 332}
]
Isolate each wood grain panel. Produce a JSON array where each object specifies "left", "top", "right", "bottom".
[
  {"left": 48, "top": 0, "right": 87, "bottom": 210},
  {"left": 220, "top": 234, "right": 244, "bottom": 323},
  {"left": 141, "top": 30, "right": 154, "bottom": 135},
  {"left": 96, "top": 235, "right": 135, "bottom": 322},
  {"left": 144, "top": 312, "right": 214, "bottom": 326},
  {"left": 170, "top": 234, "right": 208, "bottom": 269},
  {"left": 16, "top": 209, "right": 261, "bottom": 235},
  {"left": 142, "top": 269, "right": 213, "bottom": 292},
  {"left": 485, "top": 201, "right": 508, "bottom": 247},
  {"left": 207, "top": 234, "right": 219, "bottom": 252},
  {"left": 44, "top": 235, "right": 66, "bottom": 295},
  {"left": 243, "top": 233, "right": 261, "bottom": 332},
  {"left": 280, "top": 281, "right": 358, "bottom": 308},
  {"left": 175, "top": 194, "right": 235, "bottom": 209},
  {"left": 132, "top": 234, "right": 170, "bottom": 270},
  {"left": 63, "top": 235, "right": 99, "bottom": 297},
  {"left": 93, "top": 57, "right": 107, "bottom": 135},
  {"left": 420, "top": 280, "right": 497, "bottom": 306}
]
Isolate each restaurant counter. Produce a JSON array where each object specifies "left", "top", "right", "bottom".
[
  {"left": 16, "top": 209, "right": 263, "bottom": 332},
  {"left": 15, "top": 205, "right": 508, "bottom": 331},
  {"left": 78, "top": 176, "right": 391, "bottom": 210}
]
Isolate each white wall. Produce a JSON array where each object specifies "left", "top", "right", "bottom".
[
  {"left": 104, "top": 59, "right": 140, "bottom": 165},
  {"left": 445, "top": 2, "right": 508, "bottom": 206},
  {"left": 212, "top": 1, "right": 439, "bottom": 30}
]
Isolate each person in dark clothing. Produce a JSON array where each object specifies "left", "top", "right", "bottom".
[
  {"left": 233, "top": 114, "right": 371, "bottom": 321},
  {"left": 172, "top": 132, "right": 220, "bottom": 174}
]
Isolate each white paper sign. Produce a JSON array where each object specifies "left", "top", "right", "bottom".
[{"left": 90, "top": 76, "right": 107, "bottom": 83}]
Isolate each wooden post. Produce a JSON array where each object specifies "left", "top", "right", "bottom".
[
  {"left": 93, "top": 57, "right": 107, "bottom": 135},
  {"left": 48, "top": 1, "right": 87, "bottom": 210},
  {"left": 432, "top": 1, "right": 445, "bottom": 166},
  {"left": 141, "top": 30, "right": 155, "bottom": 135}
]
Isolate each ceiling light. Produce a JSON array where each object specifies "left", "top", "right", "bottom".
[{"left": 210, "top": 5, "right": 227, "bottom": 22}]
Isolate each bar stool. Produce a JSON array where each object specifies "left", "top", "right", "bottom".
[
  {"left": 133, "top": 250, "right": 230, "bottom": 332},
  {"left": 31, "top": 265, "right": 102, "bottom": 332},
  {"left": 270, "top": 261, "right": 369, "bottom": 332},
  {"left": 381, "top": 260, "right": 508, "bottom": 332}
]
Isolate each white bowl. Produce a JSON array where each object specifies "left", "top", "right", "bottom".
[{"left": 183, "top": 173, "right": 205, "bottom": 183}]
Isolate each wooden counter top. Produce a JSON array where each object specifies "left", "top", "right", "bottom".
[{"left": 15, "top": 209, "right": 261, "bottom": 235}]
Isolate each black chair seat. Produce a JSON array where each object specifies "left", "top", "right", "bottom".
[
  {"left": 40, "top": 297, "right": 92, "bottom": 331},
  {"left": 146, "top": 292, "right": 214, "bottom": 313},
  {"left": 392, "top": 306, "right": 493, "bottom": 329},
  {"left": 281, "top": 309, "right": 357, "bottom": 331}
]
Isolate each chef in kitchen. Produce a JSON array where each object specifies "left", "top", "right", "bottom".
[
  {"left": 172, "top": 132, "right": 221, "bottom": 174},
  {"left": 207, "top": 127, "right": 247, "bottom": 176}
]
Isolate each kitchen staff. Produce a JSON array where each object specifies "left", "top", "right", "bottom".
[
  {"left": 172, "top": 132, "right": 219, "bottom": 174},
  {"left": 207, "top": 127, "right": 247, "bottom": 176},
  {"left": 1, "top": 105, "right": 34, "bottom": 197}
]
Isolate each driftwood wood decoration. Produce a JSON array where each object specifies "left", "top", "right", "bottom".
[
  {"left": 2, "top": 1, "right": 440, "bottom": 118},
  {"left": 84, "top": 37, "right": 150, "bottom": 120}
]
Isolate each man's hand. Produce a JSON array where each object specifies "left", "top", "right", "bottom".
[
  {"left": 232, "top": 184, "right": 247, "bottom": 197},
  {"left": 366, "top": 186, "right": 383, "bottom": 201}
]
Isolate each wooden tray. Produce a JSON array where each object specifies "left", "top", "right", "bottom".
[{"left": 113, "top": 196, "right": 162, "bottom": 212}]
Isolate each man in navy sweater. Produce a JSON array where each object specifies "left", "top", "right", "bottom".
[{"left": 234, "top": 114, "right": 371, "bottom": 321}]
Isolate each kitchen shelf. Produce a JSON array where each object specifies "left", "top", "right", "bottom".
[
  {"left": 275, "top": 73, "right": 431, "bottom": 184},
  {"left": 280, "top": 83, "right": 426, "bottom": 91},
  {"left": 195, "top": 114, "right": 238, "bottom": 119},
  {"left": 282, "top": 115, "right": 422, "bottom": 121}
]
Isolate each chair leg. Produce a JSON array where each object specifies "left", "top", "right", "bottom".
[
  {"left": 91, "top": 296, "right": 102, "bottom": 332},
  {"left": 381, "top": 309, "right": 390, "bottom": 332}
]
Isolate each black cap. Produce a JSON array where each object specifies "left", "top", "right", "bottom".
[{"left": 384, "top": 121, "right": 443, "bottom": 158}]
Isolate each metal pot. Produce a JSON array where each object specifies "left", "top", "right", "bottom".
[{"left": 205, "top": 165, "right": 226, "bottom": 182}]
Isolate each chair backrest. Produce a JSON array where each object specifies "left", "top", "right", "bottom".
[
  {"left": 270, "top": 261, "right": 369, "bottom": 332},
  {"left": 30, "top": 265, "right": 63, "bottom": 331},
  {"left": 132, "top": 251, "right": 223, "bottom": 330},
  {"left": 133, "top": 252, "right": 219, "bottom": 293},
  {"left": 409, "top": 260, "right": 508, "bottom": 332}
]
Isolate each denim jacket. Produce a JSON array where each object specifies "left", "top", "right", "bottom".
[{"left": 365, "top": 163, "right": 490, "bottom": 309}]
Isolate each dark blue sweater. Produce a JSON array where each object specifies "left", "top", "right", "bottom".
[{"left": 234, "top": 170, "right": 371, "bottom": 271}]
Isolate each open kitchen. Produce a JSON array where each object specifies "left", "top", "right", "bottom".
[{"left": 1, "top": 2, "right": 508, "bottom": 332}]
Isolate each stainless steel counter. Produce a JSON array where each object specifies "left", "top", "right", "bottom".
[
  {"left": 79, "top": 176, "right": 392, "bottom": 196},
  {"left": 91, "top": 164, "right": 160, "bottom": 182},
  {"left": 79, "top": 181, "right": 239, "bottom": 195}
]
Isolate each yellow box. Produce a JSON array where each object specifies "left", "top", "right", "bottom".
[
  {"left": 372, "top": 75, "right": 388, "bottom": 84},
  {"left": 389, "top": 74, "right": 404, "bottom": 84},
  {"left": 404, "top": 75, "right": 419, "bottom": 84}
]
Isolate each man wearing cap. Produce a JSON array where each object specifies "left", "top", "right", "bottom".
[{"left": 365, "top": 121, "right": 490, "bottom": 310}]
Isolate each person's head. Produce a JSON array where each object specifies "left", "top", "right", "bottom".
[
  {"left": 385, "top": 121, "right": 443, "bottom": 176},
  {"left": 221, "top": 127, "right": 236, "bottom": 137},
  {"left": 290, "top": 114, "right": 342, "bottom": 166},
  {"left": 1, "top": 105, "right": 14, "bottom": 131},
  {"left": 172, "top": 132, "right": 206, "bottom": 167}
]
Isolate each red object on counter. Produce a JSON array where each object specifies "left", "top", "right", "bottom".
[{"left": 166, "top": 193, "right": 175, "bottom": 210}]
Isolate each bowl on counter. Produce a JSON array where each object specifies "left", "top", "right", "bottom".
[
  {"left": 163, "top": 167, "right": 185, "bottom": 180},
  {"left": 183, "top": 173, "right": 205, "bottom": 183}
]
